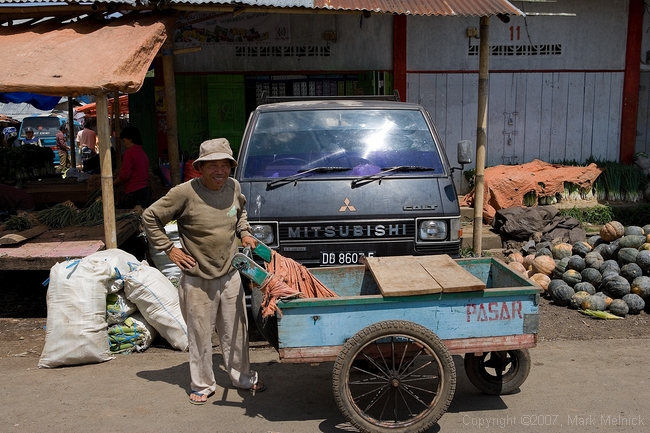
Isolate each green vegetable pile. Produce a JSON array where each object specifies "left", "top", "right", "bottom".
[{"left": 0, "top": 145, "right": 57, "bottom": 182}]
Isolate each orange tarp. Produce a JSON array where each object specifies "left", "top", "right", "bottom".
[
  {"left": 461, "top": 159, "right": 603, "bottom": 224},
  {"left": 77, "top": 95, "right": 129, "bottom": 118},
  {"left": 0, "top": 13, "right": 175, "bottom": 96}
]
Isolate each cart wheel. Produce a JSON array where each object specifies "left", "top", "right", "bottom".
[
  {"left": 463, "top": 349, "right": 531, "bottom": 395},
  {"left": 332, "top": 320, "right": 456, "bottom": 433}
]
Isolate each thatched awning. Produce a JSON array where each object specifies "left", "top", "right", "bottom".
[{"left": 0, "top": 13, "right": 175, "bottom": 96}]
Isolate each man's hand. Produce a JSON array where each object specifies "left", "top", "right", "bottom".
[
  {"left": 241, "top": 235, "right": 257, "bottom": 249},
  {"left": 167, "top": 246, "right": 196, "bottom": 270}
]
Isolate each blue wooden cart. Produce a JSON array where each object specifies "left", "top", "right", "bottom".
[{"left": 240, "top": 254, "right": 540, "bottom": 433}]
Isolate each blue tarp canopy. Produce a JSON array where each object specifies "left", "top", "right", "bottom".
[{"left": 0, "top": 92, "right": 61, "bottom": 110}]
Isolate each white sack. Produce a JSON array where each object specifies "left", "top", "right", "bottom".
[
  {"left": 39, "top": 258, "right": 114, "bottom": 368},
  {"left": 124, "top": 262, "right": 188, "bottom": 351},
  {"left": 87, "top": 249, "right": 140, "bottom": 293},
  {"left": 148, "top": 223, "right": 182, "bottom": 284}
]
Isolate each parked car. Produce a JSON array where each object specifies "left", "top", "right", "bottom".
[
  {"left": 18, "top": 114, "right": 80, "bottom": 165},
  {"left": 235, "top": 94, "right": 470, "bottom": 266}
]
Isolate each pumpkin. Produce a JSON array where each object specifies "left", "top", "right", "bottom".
[
  {"left": 642, "top": 224, "right": 650, "bottom": 235},
  {"left": 618, "top": 235, "right": 646, "bottom": 249},
  {"left": 551, "top": 243, "right": 573, "bottom": 259},
  {"left": 574, "top": 281, "right": 596, "bottom": 295},
  {"left": 635, "top": 250, "right": 650, "bottom": 273},
  {"left": 567, "top": 256, "right": 586, "bottom": 272},
  {"left": 535, "top": 241, "right": 552, "bottom": 252},
  {"left": 608, "top": 299, "right": 629, "bottom": 317},
  {"left": 506, "top": 252, "right": 525, "bottom": 264},
  {"left": 547, "top": 279, "right": 570, "bottom": 298},
  {"left": 622, "top": 293, "right": 645, "bottom": 314},
  {"left": 618, "top": 247, "right": 639, "bottom": 265},
  {"left": 523, "top": 254, "right": 536, "bottom": 269},
  {"left": 639, "top": 243, "right": 650, "bottom": 251},
  {"left": 620, "top": 263, "right": 643, "bottom": 283},
  {"left": 532, "top": 255, "right": 556, "bottom": 276},
  {"left": 581, "top": 267, "right": 602, "bottom": 288},
  {"left": 587, "top": 235, "right": 605, "bottom": 248},
  {"left": 601, "top": 275, "right": 631, "bottom": 298},
  {"left": 631, "top": 276, "right": 650, "bottom": 299},
  {"left": 562, "top": 269, "right": 582, "bottom": 287},
  {"left": 569, "top": 291, "right": 591, "bottom": 309},
  {"left": 594, "top": 291, "right": 614, "bottom": 306},
  {"left": 530, "top": 273, "right": 551, "bottom": 291},
  {"left": 600, "top": 221, "right": 625, "bottom": 242},
  {"left": 600, "top": 259, "right": 620, "bottom": 274},
  {"left": 551, "top": 284, "right": 575, "bottom": 306},
  {"left": 553, "top": 257, "right": 571, "bottom": 278},
  {"left": 581, "top": 295, "right": 607, "bottom": 311},
  {"left": 624, "top": 225, "right": 644, "bottom": 236},
  {"left": 584, "top": 251, "right": 604, "bottom": 270},
  {"left": 535, "top": 247, "right": 553, "bottom": 258},
  {"left": 593, "top": 243, "right": 613, "bottom": 260},
  {"left": 508, "top": 261, "right": 527, "bottom": 274},
  {"left": 572, "top": 241, "right": 592, "bottom": 257}
]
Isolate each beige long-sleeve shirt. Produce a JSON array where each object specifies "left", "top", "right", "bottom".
[{"left": 141, "top": 177, "right": 252, "bottom": 279}]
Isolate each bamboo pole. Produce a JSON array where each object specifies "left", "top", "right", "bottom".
[
  {"left": 67, "top": 96, "right": 76, "bottom": 168},
  {"left": 113, "top": 92, "right": 122, "bottom": 170},
  {"left": 96, "top": 93, "right": 117, "bottom": 249},
  {"left": 472, "top": 16, "right": 490, "bottom": 256},
  {"left": 162, "top": 40, "right": 181, "bottom": 186}
]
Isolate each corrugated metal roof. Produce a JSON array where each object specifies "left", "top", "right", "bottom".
[{"left": 0, "top": 0, "right": 524, "bottom": 17}]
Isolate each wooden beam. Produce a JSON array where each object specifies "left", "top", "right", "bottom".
[
  {"left": 95, "top": 93, "right": 117, "bottom": 249},
  {"left": 473, "top": 16, "right": 490, "bottom": 254},
  {"left": 392, "top": 15, "right": 406, "bottom": 101},
  {"left": 162, "top": 40, "right": 182, "bottom": 186}
]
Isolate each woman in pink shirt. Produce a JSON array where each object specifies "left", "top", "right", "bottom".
[{"left": 114, "top": 126, "right": 151, "bottom": 208}]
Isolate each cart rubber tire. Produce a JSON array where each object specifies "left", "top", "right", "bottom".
[
  {"left": 332, "top": 320, "right": 456, "bottom": 433},
  {"left": 463, "top": 349, "right": 531, "bottom": 395}
]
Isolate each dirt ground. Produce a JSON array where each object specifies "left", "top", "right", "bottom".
[{"left": 1, "top": 267, "right": 649, "bottom": 361}]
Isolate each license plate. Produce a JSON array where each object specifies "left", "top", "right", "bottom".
[{"left": 320, "top": 251, "right": 375, "bottom": 266}]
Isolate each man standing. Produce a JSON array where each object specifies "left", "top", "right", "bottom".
[
  {"left": 20, "top": 127, "right": 39, "bottom": 145},
  {"left": 141, "top": 138, "right": 266, "bottom": 405},
  {"left": 55, "top": 124, "right": 71, "bottom": 169},
  {"left": 78, "top": 125, "right": 98, "bottom": 160},
  {"left": 113, "top": 126, "right": 150, "bottom": 208}
]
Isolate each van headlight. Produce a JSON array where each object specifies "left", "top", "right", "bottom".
[
  {"left": 418, "top": 220, "right": 447, "bottom": 241},
  {"left": 251, "top": 224, "right": 275, "bottom": 245}
]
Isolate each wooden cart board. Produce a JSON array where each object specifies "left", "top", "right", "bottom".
[
  {"left": 365, "top": 256, "right": 442, "bottom": 296},
  {"left": 417, "top": 255, "right": 486, "bottom": 293},
  {"left": 365, "top": 255, "right": 486, "bottom": 297}
]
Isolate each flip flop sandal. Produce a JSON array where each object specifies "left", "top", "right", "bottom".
[
  {"left": 249, "top": 382, "right": 267, "bottom": 395},
  {"left": 189, "top": 391, "right": 208, "bottom": 405}
]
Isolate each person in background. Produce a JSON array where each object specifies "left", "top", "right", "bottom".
[
  {"left": 78, "top": 125, "right": 98, "bottom": 161},
  {"left": 3, "top": 126, "right": 18, "bottom": 147},
  {"left": 55, "top": 124, "right": 71, "bottom": 169},
  {"left": 141, "top": 138, "right": 266, "bottom": 405},
  {"left": 113, "top": 126, "right": 151, "bottom": 208},
  {"left": 20, "top": 127, "right": 39, "bottom": 146}
]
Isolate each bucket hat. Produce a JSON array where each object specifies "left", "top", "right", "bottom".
[{"left": 192, "top": 138, "right": 237, "bottom": 170}]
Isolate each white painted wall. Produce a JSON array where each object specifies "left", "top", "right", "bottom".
[{"left": 174, "top": 13, "right": 393, "bottom": 72}]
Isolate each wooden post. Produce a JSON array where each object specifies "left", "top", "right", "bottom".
[
  {"left": 67, "top": 96, "right": 77, "bottom": 168},
  {"left": 162, "top": 40, "right": 181, "bottom": 186},
  {"left": 95, "top": 93, "right": 117, "bottom": 249},
  {"left": 113, "top": 92, "right": 122, "bottom": 170},
  {"left": 472, "top": 16, "right": 490, "bottom": 256}
]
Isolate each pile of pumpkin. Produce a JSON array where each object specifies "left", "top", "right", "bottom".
[{"left": 505, "top": 220, "right": 650, "bottom": 317}]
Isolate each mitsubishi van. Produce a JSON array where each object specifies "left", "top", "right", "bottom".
[{"left": 235, "top": 96, "right": 469, "bottom": 266}]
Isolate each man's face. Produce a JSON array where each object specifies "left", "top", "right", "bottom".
[
  {"left": 200, "top": 159, "right": 231, "bottom": 190},
  {"left": 26, "top": 131, "right": 34, "bottom": 138}
]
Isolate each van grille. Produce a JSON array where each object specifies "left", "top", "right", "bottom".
[{"left": 279, "top": 220, "right": 416, "bottom": 241}]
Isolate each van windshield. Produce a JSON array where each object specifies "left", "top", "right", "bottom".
[
  {"left": 241, "top": 108, "right": 445, "bottom": 179},
  {"left": 20, "top": 117, "right": 62, "bottom": 138}
]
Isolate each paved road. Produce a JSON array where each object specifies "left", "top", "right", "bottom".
[{"left": 2, "top": 338, "right": 648, "bottom": 433}]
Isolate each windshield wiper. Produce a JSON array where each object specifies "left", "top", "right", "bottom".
[
  {"left": 266, "top": 166, "right": 351, "bottom": 189},
  {"left": 351, "top": 166, "right": 435, "bottom": 188}
]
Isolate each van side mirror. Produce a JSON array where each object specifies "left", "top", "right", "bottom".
[{"left": 457, "top": 140, "right": 472, "bottom": 165}]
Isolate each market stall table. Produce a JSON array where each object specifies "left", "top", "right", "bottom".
[{"left": 0, "top": 218, "right": 139, "bottom": 270}]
